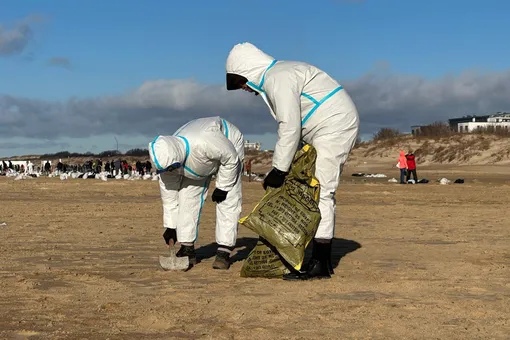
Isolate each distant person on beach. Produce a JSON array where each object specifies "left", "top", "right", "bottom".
[
  {"left": 397, "top": 150, "right": 408, "bottom": 184},
  {"left": 405, "top": 151, "right": 418, "bottom": 182}
]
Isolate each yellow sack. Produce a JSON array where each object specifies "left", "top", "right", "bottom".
[
  {"left": 240, "top": 144, "right": 321, "bottom": 276},
  {"left": 240, "top": 238, "right": 291, "bottom": 278}
]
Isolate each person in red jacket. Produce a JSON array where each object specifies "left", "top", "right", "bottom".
[{"left": 405, "top": 151, "right": 418, "bottom": 182}]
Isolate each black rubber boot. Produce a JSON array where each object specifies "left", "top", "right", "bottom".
[
  {"left": 212, "top": 251, "right": 231, "bottom": 270},
  {"left": 212, "top": 246, "right": 234, "bottom": 270},
  {"left": 283, "top": 239, "right": 333, "bottom": 281},
  {"left": 321, "top": 240, "right": 334, "bottom": 275},
  {"left": 176, "top": 244, "right": 197, "bottom": 269}
]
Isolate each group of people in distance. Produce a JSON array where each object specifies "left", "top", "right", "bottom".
[
  {"left": 397, "top": 150, "right": 419, "bottom": 184},
  {"left": 149, "top": 42, "right": 360, "bottom": 281}
]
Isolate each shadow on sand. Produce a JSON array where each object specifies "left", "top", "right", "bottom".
[{"left": 195, "top": 237, "right": 362, "bottom": 270}]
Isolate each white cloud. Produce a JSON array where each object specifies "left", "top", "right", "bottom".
[
  {"left": 0, "top": 15, "right": 42, "bottom": 57},
  {"left": 347, "top": 68, "right": 510, "bottom": 133},
  {"left": 0, "top": 79, "right": 271, "bottom": 139},
  {"left": 47, "top": 57, "right": 72, "bottom": 70},
  {"left": 1, "top": 68, "right": 510, "bottom": 144}
]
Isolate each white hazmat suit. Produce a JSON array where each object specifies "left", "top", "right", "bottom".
[
  {"left": 226, "top": 42, "right": 360, "bottom": 279},
  {"left": 149, "top": 116, "right": 244, "bottom": 255}
]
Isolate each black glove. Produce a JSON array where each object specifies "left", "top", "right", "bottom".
[
  {"left": 163, "top": 228, "right": 177, "bottom": 246},
  {"left": 263, "top": 168, "right": 288, "bottom": 190},
  {"left": 211, "top": 188, "right": 228, "bottom": 203}
]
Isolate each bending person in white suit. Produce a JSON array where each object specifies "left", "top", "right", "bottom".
[
  {"left": 149, "top": 116, "right": 244, "bottom": 270},
  {"left": 225, "top": 42, "right": 360, "bottom": 280}
]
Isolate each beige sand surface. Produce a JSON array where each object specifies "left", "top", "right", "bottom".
[{"left": 0, "top": 166, "right": 509, "bottom": 339}]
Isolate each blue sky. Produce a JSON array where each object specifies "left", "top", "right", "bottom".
[{"left": 1, "top": 0, "right": 510, "bottom": 157}]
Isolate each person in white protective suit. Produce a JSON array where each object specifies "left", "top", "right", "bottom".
[
  {"left": 225, "top": 42, "right": 360, "bottom": 280},
  {"left": 148, "top": 116, "right": 244, "bottom": 270}
]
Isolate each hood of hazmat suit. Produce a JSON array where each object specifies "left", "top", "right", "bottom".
[
  {"left": 226, "top": 42, "right": 359, "bottom": 173},
  {"left": 149, "top": 136, "right": 187, "bottom": 172},
  {"left": 173, "top": 116, "right": 245, "bottom": 163},
  {"left": 226, "top": 42, "right": 275, "bottom": 91},
  {"left": 148, "top": 119, "right": 242, "bottom": 192}
]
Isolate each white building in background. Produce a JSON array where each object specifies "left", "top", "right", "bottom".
[
  {"left": 244, "top": 140, "right": 261, "bottom": 151},
  {"left": 456, "top": 113, "right": 510, "bottom": 133}
]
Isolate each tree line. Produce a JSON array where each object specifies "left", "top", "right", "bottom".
[
  {"left": 372, "top": 121, "right": 510, "bottom": 141},
  {"left": 38, "top": 148, "right": 149, "bottom": 159}
]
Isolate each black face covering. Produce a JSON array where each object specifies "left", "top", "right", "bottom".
[{"left": 226, "top": 73, "right": 248, "bottom": 90}]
